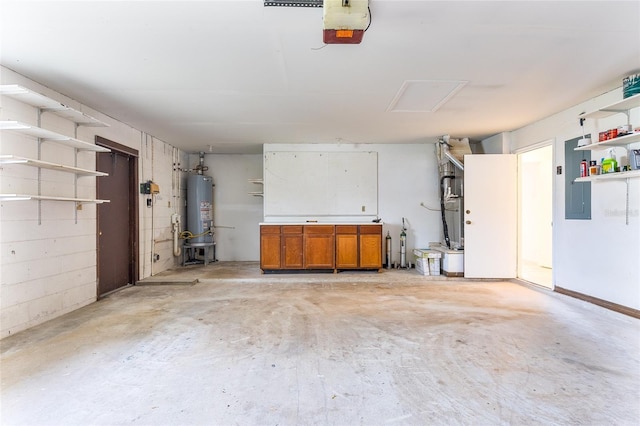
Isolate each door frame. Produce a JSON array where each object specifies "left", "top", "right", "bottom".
[
  {"left": 514, "top": 139, "right": 555, "bottom": 289},
  {"left": 96, "top": 136, "right": 139, "bottom": 297}
]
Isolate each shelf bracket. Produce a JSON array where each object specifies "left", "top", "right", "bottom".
[{"left": 625, "top": 178, "right": 630, "bottom": 226}]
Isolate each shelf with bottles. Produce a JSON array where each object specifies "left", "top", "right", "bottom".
[
  {"left": 574, "top": 132, "right": 640, "bottom": 151},
  {"left": 575, "top": 169, "right": 640, "bottom": 182},
  {"left": 576, "top": 92, "right": 640, "bottom": 152}
]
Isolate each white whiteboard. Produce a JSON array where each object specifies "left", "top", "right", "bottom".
[{"left": 264, "top": 151, "right": 378, "bottom": 217}]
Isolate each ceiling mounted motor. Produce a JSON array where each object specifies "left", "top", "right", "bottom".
[{"left": 323, "top": 0, "right": 369, "bottom": 44}]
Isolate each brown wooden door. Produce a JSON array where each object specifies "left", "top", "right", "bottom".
[
  {"left": 260, "top": 226, "right": 281, "bottom": 270},
  {"left": 336, "top": 225, "right": 358, "bottom": 268},
  {"left": 304, "top": 225, "right": 334, "bottom": 269},
  {"left": 96, "top": 138, "right": 138, "bottom": 296},
  {"left": 359, "top": 225, "right": 382, "bottom": 269}
]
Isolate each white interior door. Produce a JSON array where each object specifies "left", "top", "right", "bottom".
[{"left": 464, "top": 154, "right": 517, "bottom": 278}]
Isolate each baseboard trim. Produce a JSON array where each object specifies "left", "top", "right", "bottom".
[{"left": 554, "top": 286, "right": 640, "bottom": 319}]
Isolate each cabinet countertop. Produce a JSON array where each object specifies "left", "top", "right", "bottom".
[{"left": 260, "top": 222, "right": 383, "bottom": 226}]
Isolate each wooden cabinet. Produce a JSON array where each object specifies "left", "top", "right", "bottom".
[
  {"left": 260, "top": 224, "right": 381, "bottom": 271},
  {"left": 260, "top": 225, "right": 281, "bottom": 270},
  {"left": 336, "top": 224, "right": 382, "bottom": 270},
  {"left": 304, "top": 225, "right": 335, "bottom": 269},
  {"left": 282, "top": 225, "right": 303, "bottom": 269},
  {"left": 336, "top": 225, "right": 359, "bottom": 268},
  {"left": 359, "top": 225, "right": 382, "bottom": 268}
]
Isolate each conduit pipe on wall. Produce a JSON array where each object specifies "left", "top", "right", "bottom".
[
  {"left": 440, "top": 175, "right": 456, "bottom": 249},
  {"left": 172, "top": 146, "right": 182, "bottom": 258}
]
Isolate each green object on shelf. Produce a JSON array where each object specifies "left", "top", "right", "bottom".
[{"left": 601, "top": 151, "right": 618, "bottom": 174}]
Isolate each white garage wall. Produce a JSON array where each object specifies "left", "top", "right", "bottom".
[
  {"left": 187, "top": 145, "right": 442, "bottom": 263},
  {"left": 507, "top": 87, "right": 640, "bottom": 310},
  {"left": 0, "top": 67, "right": 185, "bottom": 337},
  {"left": 264, "top": 143, "right": 442, "bottom": 263}
]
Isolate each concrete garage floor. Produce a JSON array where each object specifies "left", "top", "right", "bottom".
[{"left": 1, "top": 262, "right": 639, "bottom": 425}]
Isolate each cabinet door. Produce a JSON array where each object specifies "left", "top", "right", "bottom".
[
  {"left": 359, "top": 225, "right": 382, "bottom": 268},
  {"left": 336, "top": 234, "right": 358, "bottom": 268},
  {"left": 282, "top": 226, "right": 304, "bottom": 269},
  {"left": 260, "top": 226, "right": 281, "bottom": 269},
  {"left": 304, "top": 225, "right": 335, "bottom": 269}
]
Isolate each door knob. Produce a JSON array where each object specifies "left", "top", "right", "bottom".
[
  {"left": 466, "top": 210, "right": 471, "bottom": 214},
  {"left": 466, "top": 220, "right": 471, "bottom": 225}
]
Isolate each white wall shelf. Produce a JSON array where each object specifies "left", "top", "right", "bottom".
[
  {"left": 576, "top": 94, "right": 640, "bottom": 225},
  {"left": 579, "top": 93, "right": 640, "bottom": 120},
  {"left": 1, "top": 87, "right": 111, "bottom": 220},
  {"left": 575, "top": 169, "right": 640, "bottom": 182},
  {"left": 0, "top": 193, "right": 110, "bottom": 204},
  {"left": 0, "top": 84, "right": 108, "bottom": 127},
  {"left": 0, "top": 121, "right": 111, "bottom": 152},
  {"left": 0, "top": 155, "right": 109, "bottom": 177},
  {"left": 248, "top": 178, "right": 264, "bottom": 196},
  {"left": 574, "top": 132, "right": 640, "bottom": 151}
]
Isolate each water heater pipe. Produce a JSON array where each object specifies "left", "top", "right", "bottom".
[{"left": 172, "top": 214, "right": 181, "bottom": 257}]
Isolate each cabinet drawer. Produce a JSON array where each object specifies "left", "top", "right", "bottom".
[
  {"left": 335, "top": 225, "right": 357, "bottom": 234},
  {"left": 304, "top": 225, "right": 334, "bottom": 234},
  {"left": 261, "top": 225, "right": 281, "bottom": 234},
  {"left": 359, "top": 225, "right": 382, "bottom": 234},
  {"left": 282, "top": 225, "right": 303, "bottom": 234}
]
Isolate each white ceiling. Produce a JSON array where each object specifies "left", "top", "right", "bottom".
[{"left": 1, "top": 1, "right": 639, "bottom": 154}]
